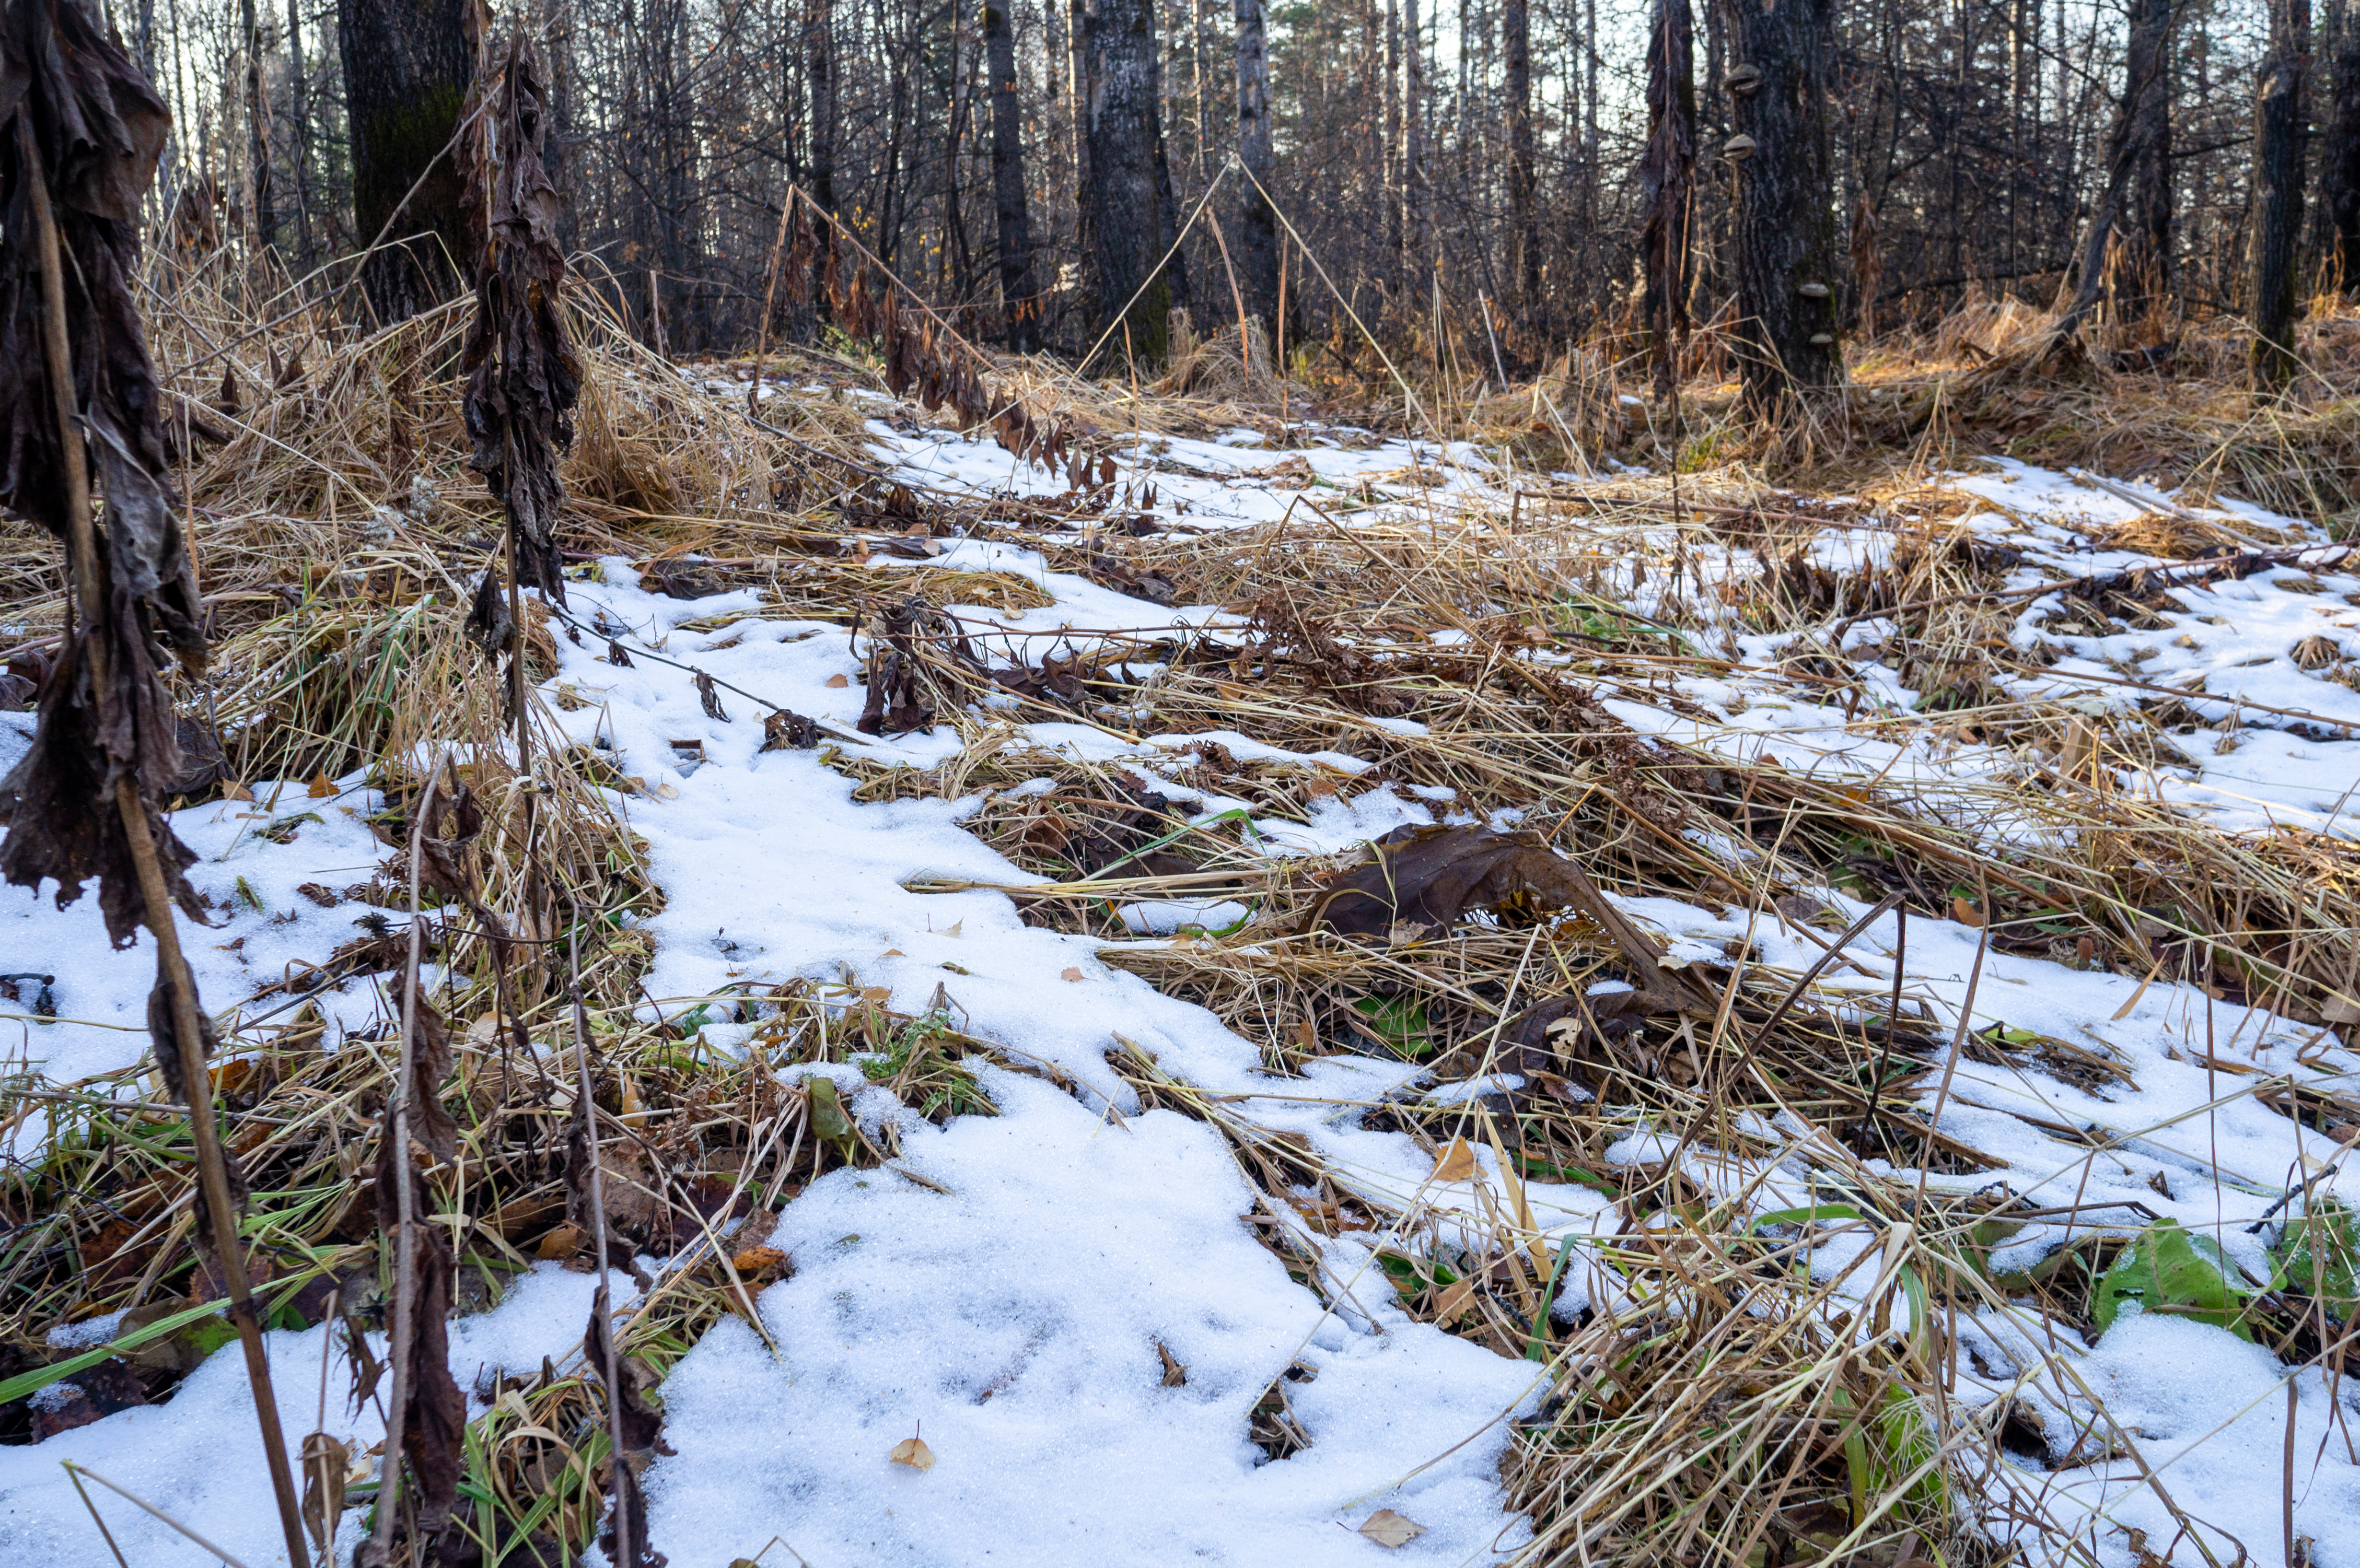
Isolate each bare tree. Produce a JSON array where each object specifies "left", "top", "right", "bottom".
[
  {"left": 338, "top": 0, "right": 475, "bottom": 321},
  {"left": 808, "top": 0, "right": 838, "bottom": 218},
  {"left": 2319, "top": 0, "right": 2360, "bottom": 290},
  {"left": 2249, "top": 0, "right": 2311, "bottom": 385},
  {"left": 1503, "top": 0, "right": 1536, "bottom": 324},
  {"left": 1234, "top": 0, "right": 1278, "bottom": 334},
  {"left": 984, "top": 1, "right": 1041, "bottom": 349},
  {"left": 1081, "top": 0, "right": 1188, "bottom": 361},
  {"left": 2045, "top": 0, "right": 2178, "bottom": 351},
  {"left": 2117, "top": 0, "right": 2177, "bottom": 315},
  {"left": 1640, "top": 0, "right": 1695, "bottom": 403},
  {"left": 1726, "top": 0, "right": 1842, "bottom": 409}
]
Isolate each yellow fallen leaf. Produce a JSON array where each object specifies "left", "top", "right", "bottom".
[
  {"left": 307, "top": 772, "right": 335, "bottom": 798},
  {"left": 941, "top": 919, "right": 962, "bottom": 938},
  {"left": 880, "top": 948, "right": 905, "bottom": 958},
  {"left": 1358, "top": 1509, "right": 1427, "bottom": 1548},
  {"left": 536, "top": 1224, "right": 585, "bottom": 1261},
  {"left": 222, "top": 780, "right": 254, "bottom": 802},
  {"left": 1951, "top": 895, "right": 1984, "bottom": 928},
  {"left": 1061, "top": 967, "right": 1085, "bottom": 982},
  {"left": 1431, "top": 1137, "right": 1478, "bottom": 1183},
  {"left": 826, "top": 673, "right": 851, "bottom": 688},
  {"left": 888, "top": 1434, "right": 935, "bottom": 1471},
  {"left": 1433, "top": 1277, "right": 1477, "bottom": 1321}
]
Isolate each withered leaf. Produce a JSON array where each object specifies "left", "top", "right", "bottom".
[
  {"left": 888, "top": 1433, "right": 937, "bottom": 1471},
  {"left": 584, "top": 1301, "right": 673, "bottom": 1568},
  {"left": 1430, "top": 1137, "right": 1478, "bottom": 1183},
  {"left": 695, "top": 671, "right": 728, "bottom": 722},
  {"left": 457, "top": 28, "right": 580, "bottom": 606},
  {"left": 465, "top": 568, "right": 517, "bottom": 656},
  {"left": 1156, "top": 1341, "right": 1189, "bottom": 1387},
  {"left": 300, "top": 1431, "right": 352, "bottom": 1553},
  {"left": 761, "top": 708, "right": 821, "bottom": 751},
  {"left": 1305, "top": 826, "right": 1698, "bottom": 1007},
  {"left": 1358, "top": 1509, "right": 1428, "bottom": 1548}
]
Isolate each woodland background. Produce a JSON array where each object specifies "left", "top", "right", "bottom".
[{"left": 122, "top": 0, "right": 2360, "bottom": 376}]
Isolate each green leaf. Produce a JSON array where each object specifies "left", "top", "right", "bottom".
[
  {"left": 807, "top": 1075, "right": 853, "bottom": 1142},
  {"left": 1750, "top": 1203, "right": 1867, "bottom": 1232},
  {"left": 1512, "top": 1153, "right": 1620, "bottom": 1197},
  {"left": 2092, "top": 1219, "right": 2256, "bottom": 1340},
  {"left": 1353, "top": 996, "right": 1432, "bottom": 1059},
  {"left": 2271, "top": 1199, "right": 2358, "bottom": 1318},
  {"left": 0, "top": 1297, "right": 229, "bottom": 1406}
]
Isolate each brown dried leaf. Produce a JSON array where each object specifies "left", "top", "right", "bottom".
[
  {"left": 1358, "top": 1509, "right": 1428, "bottom": 1548},
  {"left": 458, "top": 28, "right": 582, "bottom": 605},
  {"left": 1305, "top": 826, "right": 1696, "bottom": 1007},
  {"left": 300, "top": 1431, "right": 352, "bottom": 1553},
  {"left": 761, "top": 708, "right": 821, "bottom": 751},
  {"left": 888, "top": 1433, "right": 937, "bottom": 1471},
  {"left": 1431, "top": 1138, "right": 1478, "bottom": 1183}
]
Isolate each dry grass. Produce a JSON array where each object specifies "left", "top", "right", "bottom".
[{"left": 1, "top": 247, "right": 2354, "bottom": 1565}]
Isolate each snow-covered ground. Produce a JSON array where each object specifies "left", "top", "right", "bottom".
[{"left": 2, "top": 401, "right": 2355, "bottom": 1567}]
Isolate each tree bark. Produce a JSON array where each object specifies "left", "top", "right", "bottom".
[
  {"left": 241, "top": 0, "right": 273, "bottom": 250},
  {"left": 1401, "top": 0, "right": 1427, "bottom": 283},
  {"left": 1640, "top": 0, "right": 1695, "bottom": 402},
  {"left": 284, "top": 0, "right": 313, "bottom": 263},
  {"left": 2320, "top": 0, "right": 2360, "bottom": 291},
  {"left": 2047, "top": 0, "right": 2174, "bottom": 346},
  {"left": 1234, "top": 0, "right": 1278, "bottom": 335},
  {"left": 1383, "top": 0, "right": 1402, "bottom": 274},
  {"left": 1727, "top": 0, "right": 1842, "bottom": 411},
  {"left": 339, "top": 0, "right": 475, "bottom": 322},
  {"left": 2117, "top": 0, "right": 2176, "bottom": 314},
  {"left": 949, "top": 1, "right": 978, "bottom": 298},
  {"left": 1081, "top": 0, "right": 1185, "bottom": 362},
  {"left": 984, "top": 1, "right": 1040, "bottom": 349},
  {"left": 2249, "top": 0, "right": 2311, "bottom": 385},
  {"left": 1503, "top": 0, "right": 1536, "bottom": 322},
  {"left": 808, "top": 0, "right": 837, "bottom": 216}
]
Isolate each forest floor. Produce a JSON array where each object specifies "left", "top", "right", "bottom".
[{"left": 0, "top": 290, "right": 2356, "bottom": 1568}]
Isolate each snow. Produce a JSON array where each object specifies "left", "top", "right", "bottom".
[
  {"left": 0, "top": 780, "right": 398, "bottom": 1091},
  {"left": 0, "top": 1263, "right": 634, "bottom": 1568},
  {"left": 648, "top": 1070, "right": 1537, "bottom": 1566},
  {"left": 4, "top": 406, "right": 2357, "bottom": 1568}
]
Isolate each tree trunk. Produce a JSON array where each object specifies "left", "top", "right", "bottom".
[
  {"left": 241, "top": 0, "right": 273, "bottom": 250},
  {"left": 1727, "top": 0, "right": 1841, "bottom": 411},
  {"left": 339, "top": 0, "right": 474, "bottom": 322},
  {"left": 1401, "top": 0, "right": 1426, "bottom": 282},
  {"left": 2249, "top": 0, "right": 2311, "bottom": 385},
  {"left": 1503, "top": 0, "right": 1536, "bottom": 323},
  {"left": 284, "top": 0, "right": 313, "bottom": 263},
  {"left": 2117, "top": 0, "right": 2175, "bottom": 314},
  {"left": 1081, "top": 0, "right": 1185, "bottom": 362},
  {"left": 2047, "top": 0, "right": 2173, "bottom": 347},
  {"left": 1234, "top": 0, "right": 1278, "bottom": 335},
  {"left": 1639, "top": 0, "right": 1695, "bottom": 403},
  {"left": 984, "top": 1, "right": 1040, "bottom": 349},
  {"left": 2320, "top": 0, "right": 2360, "bottom": 291},
  {"left": 808, "top": 0, "right": 838, "bottom": 215},
  {"left": 1383, "top": 0, "right": 1401, "bottom": 275},
  {"left": 945, "top": 2, "right": 975, "bottom": 299}
]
